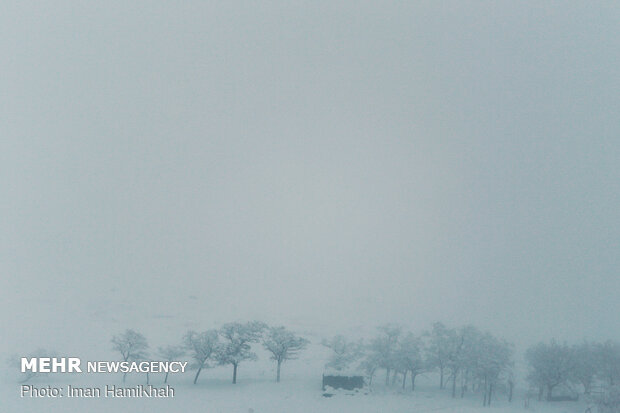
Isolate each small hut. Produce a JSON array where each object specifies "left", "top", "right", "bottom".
[
  {"left": 322, "top": 368, "right": 365, "bottom": 395},
  {"left": 322, "top": 374, "right": 365, "bottom": 391}
]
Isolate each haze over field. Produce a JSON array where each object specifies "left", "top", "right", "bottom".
[{"left": 1, "top": 0, "right": 619, "bottom": 365}]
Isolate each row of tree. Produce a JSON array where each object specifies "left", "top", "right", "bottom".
[
  {"left": 322, "top": 322, "right": 514, "bottom": 407},
  {"left": 111, "top": 321, "right": 308, "bottom": 384},
  {"left": 526, "top": 339, "right": 620, "bottom": 401}
]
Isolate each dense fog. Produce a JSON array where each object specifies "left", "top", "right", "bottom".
[{"left": 1, "top": 0, "right": 619, "bottom": 391}]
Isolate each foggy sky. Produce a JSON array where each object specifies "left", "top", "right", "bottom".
[{"left": 1, "top": 1, "right": 619, "bottom": 355}]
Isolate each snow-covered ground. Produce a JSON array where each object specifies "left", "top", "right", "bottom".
[
  {"left": 0, "top": 294, "right": 586, "bottom": 413},
  {"left": 1, "top": 371, "right": 588, "bottom": 413},
  {"left": 1, "top": 334, "right": 587, "bottom": 413}
]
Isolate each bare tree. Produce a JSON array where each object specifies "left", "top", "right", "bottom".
[
  {"left": 158, "top": 345, "right": 186, "bottom": 383},
  {"left": 217, "top": 321, "right": 266, "bottom": 384},
  {"left": 111, "top": 329, "right": 148, "bottom": 383},
  {"left": 183, "top": 330, "right": 219, "bottom": 384},
  {"left": 262, "top": 326, "right": 309, "bottom": 382}
]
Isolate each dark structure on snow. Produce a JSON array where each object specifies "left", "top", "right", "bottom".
[{"left": 322, "top": 374, "right": 364, "bottom": 391}]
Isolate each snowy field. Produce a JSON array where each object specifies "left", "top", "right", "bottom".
[
  {"left": 0, "top": 294, "right": 589, "bottom": 413},
  {"left": 0, "top": 311, "right": 587, "bottom": 413},
  {"left": 1, "top": 372, "right": 587, "bottom": 413}
]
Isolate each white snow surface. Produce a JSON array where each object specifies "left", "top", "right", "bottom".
[
  {"left": 0, "top": 369, "right": 590, "bottom": 413},
  {"left": 0, "top": 298, "right": 587, "bottom": 413},
  {"left": 1, "top": 337, "right": 587, "bottom": 413}
]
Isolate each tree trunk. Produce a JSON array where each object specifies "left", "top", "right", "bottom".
[
  {"left": 439, "top": 367, "right": 444, "bottom": 389},
  {"left": 452, "top": 372, "right": 457, "bottom": 398},
  {"left": 276, "top": 360, "right": 281, "bottom": 383},
  {"left": 411, "top": 373, "right": 417, "bottom": 391},
  {"left": 538, "top": 385, "right": 543, "bottom": 401},
  {"left": 546, "top": 384, "right": 555, "bottom": 401},
  {"left": 386, "top": 368, "right": 391, "bottom": 385},
  {"left": 164, "top": 371, "right": 169, "bottom": 384},
  {"left": 146, "top": 372, "right": 150, "bottom": 385},
  {"left": 391, "top": 370, "right": 398, "bottom": 385},
  {"left": 508, "top": 381, "right": 513, "bottom": 402},
  {"left": 194, "top": 366, "right": 202, "bottom": 384},
  {"left": 232, "top": 363, "right": 238, "bottom": 384},
  {"left": 402, "top": 370, "right": 407, "bottom": 389},
  {"left": 488, "top": 384, "right": 493, "bottom": 407},
  {"left": 123, "top": 372, "right": 127, "bottom": 383}
]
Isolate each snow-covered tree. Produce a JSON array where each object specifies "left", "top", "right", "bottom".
[
  {"left": 572, "top": 341, "right": 598, "bottom": 394},
  {"left": 368, "top": 324, "right": 402, "bottom": 385},
  {"left": 394, "top": 332, "right": 427, "bottom": 391},
  {"left": 598, "top": 385, "right": 620, "bottom": 413},
  {"left": 456, "top": 326, "right": 483, "bottom": 399},
  {"left": 526, "top": 340, "right": 576, "bottom": 401},
  {"left": 217, "top": 321, "right": 266, "bottom": 384},
  {"left": 507, "top": 369, "right": 516, "bottom": 402},
  {"left": 111, "top": 329, "right": 148, "bottom": 383},
  {"left": 183, "top": 330, "right": 219, "bottom": 384},
  {"left": 322, "top": 335, "right": 364, "bottom": 372},
  {"left": 360, "top": 351, "right": 383, "bottom": 386},
  {"left": 446, "top": 326, "right": 474, "bottom": 398},
  {"left": 262, "top": 326, "right": 308, "bottom": 382},
  {"left": 475, "top": 333, "right": 513, "bottom": 406},
  {"left": 158, "top": 344, "right": 186, "bottom": 383},
  {"left": 426, "top": 322, "right": 454, "bottom": 389},
  {"left": 597, "top": 341, "right": 620, "bottom": 387}
]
